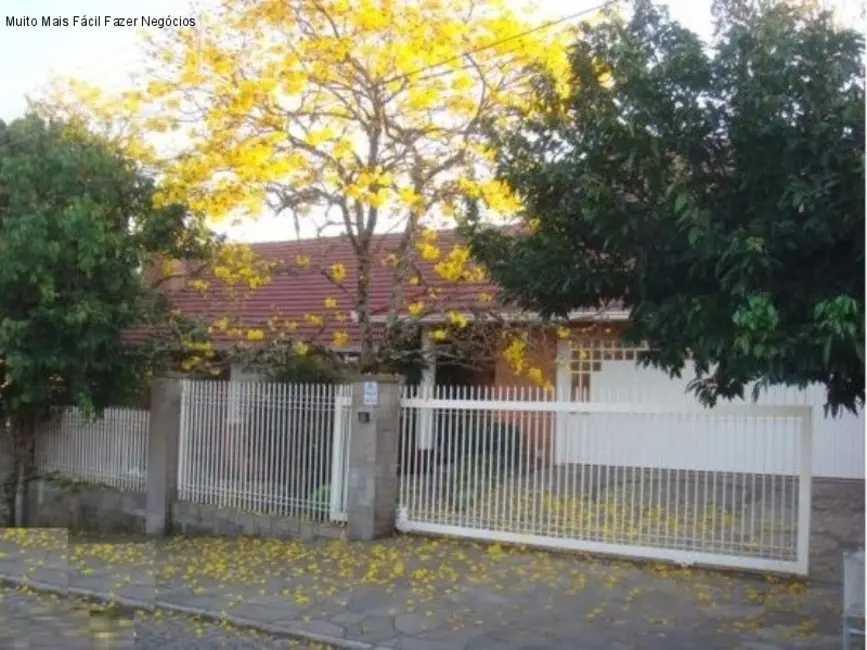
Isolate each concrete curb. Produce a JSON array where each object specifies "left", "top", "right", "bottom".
[{"left": 0, "top": 573, "right": 385, "bottom": 650}]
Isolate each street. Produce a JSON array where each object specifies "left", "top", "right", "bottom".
[{"left": 0, "top": 585, "right": 330, "bottom": 650}]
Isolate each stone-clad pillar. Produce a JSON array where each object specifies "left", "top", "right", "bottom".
[
  {"left": 145, "top": 376, "right": 183, "bottom": 536},
  {"left": 346, "top": 375, "right": 402, "bottom": 541}
]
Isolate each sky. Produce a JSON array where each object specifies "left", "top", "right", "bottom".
[{"left": 0, "top": 0, "right": 862, "bottom": 241}]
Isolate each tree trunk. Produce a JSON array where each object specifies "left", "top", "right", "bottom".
[
  {"left": 13, "top": 460, "right": 26, "bottom": 527},
  {"left": 357, "top": 248, "right": 375, "bottom": 371},
  {"left": 1, "top": 463, "right": 15, "bottom": 527},
  {"left": 5, "top": 410, "right": 36, "bottom": 528}
]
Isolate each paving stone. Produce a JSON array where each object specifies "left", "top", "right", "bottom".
[
  {"left": 292, "top": 618, "right": 346, "bottom": 638},
  {"left": 702, "top": 604, "right": 766, "bottom": 619},
  {"left": 229, "top": 601, "right": 303, "bottom": 624},
  {"left": 399, "top": 637, "right": 464, "bottom": 650},
  {"left": 395, "top": 612, "right": 432, "bottom": 635},
  {"left": 346, "top": 588, "right": 400, "bottom": 616},
  {"left": 356, "top": 615, "right": 399, "bottom": 644},
  {"left": 331, "top": 611, "right": 367, "bottom": 625},
  {"left": 466, "top": 633, "right": 526, "bottom": 650}
]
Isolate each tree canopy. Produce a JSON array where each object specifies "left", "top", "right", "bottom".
[
  {"left": 37, "top": 0, "right": 591, "bottom": 378},
  {"left": 465, "top": 0, "right": 865, "bottom": 413},
  {"left": 0, "top": 114, "right": 214, "bottom": 521}
]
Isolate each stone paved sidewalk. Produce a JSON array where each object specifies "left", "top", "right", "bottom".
[
  {"left": 0, "top": 583, "right": 335, "bottom": 648},
  {"left": 0, "top": 480, "right": 862, "bottom": 650}
]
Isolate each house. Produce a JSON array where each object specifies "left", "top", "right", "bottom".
[{"left": 156, "top": 229, "right": 865, "bottom": 481}]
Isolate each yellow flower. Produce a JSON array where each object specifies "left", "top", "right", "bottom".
[
  {"left": 332, "top": 138, "right": 354, "bottom": 158},
  {"left": 246, "top": 328, "right": 265, "bottom": 341},
  {"left": 447, "top": 311, "right": 469, "bottom": 328},
  {"left": 408, "top": 275, "right": 420, "bottom": 286},
  {"left": 527, "top": 217, "right": 541, "bottom": 233},
  {"left": 284, "top": 320, "right": 297, "bottom": 332},
  {"left": 332, "top": 330, "right": 349, "bottom": 347},
  {"left": 419, "top": 227, "right": 437, "bottom": 242},
  {"left": 188, "top": 279, "right": 210, "bottom": 293},
  {"left": 434, "top": 245, "right": 470, "bottom": 281},
  {"left": 417, "top": 242, "right": 440, "bottom": 261},
  {"left": 329, "top": 263, "right": 347, "bottom": 282},
  {"left": 597, "top": 69, "right": 613, "bottom": 89},
  {"left": 429, "top": 328, "right": 448, "bottom": 341},
  {"left": 556, "top": 326, "right": 570, "bottom": 340},
  {"left": 527, "top": 367, "right": 544, "bottom": 385},
  {"left": 295, "top": 254, "right": 311, "bottom": 270},
  {"left": 477, "top": 292, "right": 494, "bottom": 303},
  {"left": 398, "top": 186, "right": 421, "bottom": 207},
  {"left": 323, "top": 296, "right": 338, "bottom": 309},
  {"left": 504, "top": 335, "right": 527, "bottom": 373},
  {"left": 212, "top": 317, "right": 230, "bottom": 331},
  {"left": 408, "top": 301, "right": 425, "bottom": 317},
  {"left": 292, "top": 341, "right": 309, "bottom": 356},
  {"left": 304, "top": 313, "right": 324, "bottom": 326}
]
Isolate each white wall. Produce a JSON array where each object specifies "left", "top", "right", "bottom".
[{"left": 556, "top": 361, "right": 864, "bottom": 479}]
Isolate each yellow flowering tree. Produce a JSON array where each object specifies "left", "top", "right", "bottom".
[{"left": 38, "top": 0, "right": 597, "bottom": 379}]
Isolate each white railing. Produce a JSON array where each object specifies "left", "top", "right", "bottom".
[
  {"left": 397, "top": 385, "right": 812, "bottom": 575},
  {"left": 178, "top": 380, "right": 352, "bottom": 522},
  {"left": 35, "top": 407, "right": 150, "bottom": 491}
]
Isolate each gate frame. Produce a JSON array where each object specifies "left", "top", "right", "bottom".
[{"left": 396, "top": 397, "right": 813, "bottom": 576}]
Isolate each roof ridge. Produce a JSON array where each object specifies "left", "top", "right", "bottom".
[{"left": 242, "top": 226, "right": 465, "bottom": 249}]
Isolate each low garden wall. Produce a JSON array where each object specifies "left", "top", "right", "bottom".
[
  {"left": 25, "top": 478, "right": 344, "bottom": 540},
  {"left": 26, "top": 479, "right": 146, "bottom": 534},
  {"left": 172, "top": 502, "right": 344, "bottom": 540}
]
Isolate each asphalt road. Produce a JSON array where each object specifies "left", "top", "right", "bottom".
[{"left": 0, "top": 586, "right": 330, "bottom": 649}]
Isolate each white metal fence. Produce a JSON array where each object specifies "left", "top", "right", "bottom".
[
  {"left": 397, "top": 385, "right": 812, "bottom": 575},
  {"left": 178, "top": 380, "right": 352, "bottom": 522},
  {"left": 35, "top": 408, "right": 150, "bottom": 491}
]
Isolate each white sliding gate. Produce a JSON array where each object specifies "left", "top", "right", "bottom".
[{"left": 397, "top": 386, "right": 813, "bottom": 576}]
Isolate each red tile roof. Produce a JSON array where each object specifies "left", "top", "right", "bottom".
[{"left": 166, "top": 229, "right": 498, "bottom": 348}]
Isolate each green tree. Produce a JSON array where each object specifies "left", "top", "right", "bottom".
[
  {"left": 0, "top": 115, "right": 214, "bottom": 524},
  {"left": 465, "top": 0, "right": 865, "bottom": 414}
]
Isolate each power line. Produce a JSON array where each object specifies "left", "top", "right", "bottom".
[{"left": 377, "top": 0, "right": 615, "bottom": 87}]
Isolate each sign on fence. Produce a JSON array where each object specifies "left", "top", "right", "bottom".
[{"left": 363, "top": 382, "right": 378, "bottom": 406}]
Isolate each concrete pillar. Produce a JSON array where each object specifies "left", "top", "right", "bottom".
[
  {"left": 346, "top": 375, "right": 402, "bottom": 541},
  {"left": 145, "top": 376, "right": 183, "bottom": 536}
]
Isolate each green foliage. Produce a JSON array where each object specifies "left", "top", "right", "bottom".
[
  {"left": 465, "top": 0, "right": 865, "bottom": 414},
  {"left": 254, "top": 345, "right": 348, "bottom": 384},
  {"left": 0, "top": 113, "right": 215, "bottom": 424}
]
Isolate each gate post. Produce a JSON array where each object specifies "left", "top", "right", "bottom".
[
  {"left": 796, "top": 404, "right": 813, "bottom": 576},
  {"left": 145, "top": 375, "right": 183, "bottom": 536},
  {"left": 329, "top": 386, "right": 350, "bottom": 521},
  {"left": 346, "top": 375, "right": 402, "bottom": 541}
]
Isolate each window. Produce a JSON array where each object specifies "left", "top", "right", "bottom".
[{"left": 569, "top": 338, "right": 649, "bottom": 398}]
